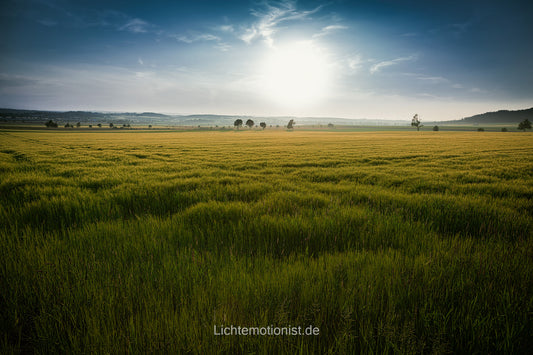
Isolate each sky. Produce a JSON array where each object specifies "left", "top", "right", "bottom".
[{"left": 1, "top": 0, "right": 532, "bottom": 121}]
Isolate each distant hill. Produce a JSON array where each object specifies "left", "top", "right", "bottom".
[
  {"left": 0, "top": 108, "right": 408, "bottom": 126},
  {"left": 3, "top": 107, "right": 531, "bottom": 127},
  {"left": 436, "top": 107, "right": 533, "bottom": 125}
]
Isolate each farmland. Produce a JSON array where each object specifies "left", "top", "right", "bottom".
[{"left": 1, "top": 129, "right": 532, "bottom": 353}]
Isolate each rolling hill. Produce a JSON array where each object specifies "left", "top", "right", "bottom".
[{"left": 436, "top": 107, "right": 533, "bottom": 125}]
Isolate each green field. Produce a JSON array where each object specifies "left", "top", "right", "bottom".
[{"left": 1, "top": 129, "right": 532, "bottom": 353}]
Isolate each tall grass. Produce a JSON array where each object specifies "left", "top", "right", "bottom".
[{"left": 1, "top": 130, "right": 532, "bottom": 353}]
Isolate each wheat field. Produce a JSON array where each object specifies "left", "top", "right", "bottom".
[{"left": 1, "top": 129, "right": 532, "bottom": 353}]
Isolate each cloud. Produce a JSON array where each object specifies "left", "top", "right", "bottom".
[
  {"left": 119, "top": 18, "right": 150, "bottom": 33},
  {"left": 370, "top": 55, "right": 417, "bottom": 74},
  {"left": 171, "top": 32, "right": 233, "bottom": 52},
  {"left": 218, "top": 25, "right": 234, "bottom": 33},
  {"left": 215, "top": 42, "right": 232, "bottom": 52},
  {"left": 414, "top": 75, "right": 449, "bottom": 84},
  {"left": 340, "top": 55, "right": 364, "bottom": 74},
  {"left": 312, "top": 25, "right": 348, "bottom": 38},
  {"left": 0, "top": 73, "right": 40, "bottom": 91},
  {"left": 400, "top": 32, "right": 419, "bottom": 37},
  {"left": 175, "top": 33, "right": 220, "bottom": 43},
  {"left": 138, "top": 58, "right": 144, "bottom": 65},
  {"left": 240, "top": 0, "right": 323, "bottom": 46}
]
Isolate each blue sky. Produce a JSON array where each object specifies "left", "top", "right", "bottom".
[{"left": 1, "top": 0, "right": 532, "bottom": 120}]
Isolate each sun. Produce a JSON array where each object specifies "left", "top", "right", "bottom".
[{"left": 260, "top": 41, "right": 330, "bottom": 109}]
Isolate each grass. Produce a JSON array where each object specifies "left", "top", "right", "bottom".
[{"left": 1, "top": 129, "right": 532, "bottom": 354}]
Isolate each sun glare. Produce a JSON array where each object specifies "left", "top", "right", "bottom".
[{"left": 260, "top": 41, "right": 330, "bottom": 108}]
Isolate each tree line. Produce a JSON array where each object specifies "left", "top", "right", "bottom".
[{"left": 233, "top": 119, "right": 294, "bottom": 130}]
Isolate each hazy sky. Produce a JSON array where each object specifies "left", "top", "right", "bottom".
[{"left": 1, "top": 0, "right": 532, "bottom": 120}]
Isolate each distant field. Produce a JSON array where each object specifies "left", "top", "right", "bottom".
[{"left": 1, "top": 129, "right": 532, "bottom": 353}]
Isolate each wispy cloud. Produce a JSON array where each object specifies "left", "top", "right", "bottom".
[
  {"left": 215, "top": 42, "right": 232, "bottom": 52},
  {"left": 412, "top": 74, "right": 449, "bottom": 84},
  {"left": 172, "top": 32, "right": 230, "bottom": 51},
  {"left": 218, "top": 25, "right": 234, "bottom": 33},
  {"left": 370, "top": 55, "right": 417, "bottom": 74},
  {"left": 175, "top": 33, "right": 220, "bottom": 43},
  {"left": 28, "top": 4, "right": 155, "bottom": 34},
  {"left": 119, "top": 18, "right": 150, "bottom": 33},
  {"left": 312, "top": 25, "right": 348, "bottom": 38},
  {"left": 339, "top": 54, "right": 364, "bottom": 74},
  {"left": 240, "top": 0, "right": 323, "bottom": 46}
]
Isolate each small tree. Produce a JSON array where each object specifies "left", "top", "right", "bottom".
[
  {"left": 411, "top": 114, "right": 423, "bottom": 131},
  {"left": 287, "top": 119, "right": 295, "bottom": 130},
  {"left": 246, "top": 119, "right": 254, "bottom": 129},
  {"left": 88, "top": 124, "right": 92, "bottom": 128},
  {"left": 328, "top": 123, "right": 334, "bottom": 129},
  {"left": 518, "top": 119, "right": 531, "bottom": 131},
  {"left": 501, "top": 127, "right": 508, "bottom": 132},
  {"left": 260, "top": 122, "right": 266, "bottom": 130},
  {"left": 64, "top": 123, "right": 71, "bottom": 128},
  {"left": 148, "top": 124, "right": 152, "bottom": 129},
  {"left": 234, "top": 119, "right": 243, "bottom": 130},
  {"left": 76, "top": 122, "right": 81, "bottom": 128},
  {"left": 45, "top": 119, "right": 58, "bottom": 128},
  {"left": 97, "top": 123, "right": 102, "bottom": 128},
  {"left": 433, "top": 125, "right": 439, "bottom": 131},
  {"left": 109, "top": 123, "right": 114, "bottom": 128},
  {"left": 477, "top": 127, "right": 485, "bottom": 132}
]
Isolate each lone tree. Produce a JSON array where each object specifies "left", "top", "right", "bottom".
[
  {"left": 433, "top": 125, "right": 439, "bottom": 131},
  {"left": 518, "top": 119, "right": 531, "bottom": 131},
  {"left": 45, "top": 120, "right": 58, "bottom": 128},
  {"left": 246, "top": 119, "right": 254, "bottom": 129},
  {"left": 411, "top": 114, "right": 423, "bottom": 131},
  {"left": 97, "top": 123, "right": 102, "bottom": 128},
  {"left": 501, "top": 127, "right": 508, "bottom": 132},
  {"left": 234, "top": 119, "right": 243, "bottom": 129},
  {"left": 287, "top": 119, "right": 295, "bottom": 130},
  {"left": 109, "top": 123, "right": 114, "bottom": 128},
  {"left": 76, "top": 122, "right": 81, "bottom": 128},
  {"left": 260, "top": 122, "right": 266, "bottom": 130},
  {"left": 328, "top": 123, "right": 335, "bottom": 129}
]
